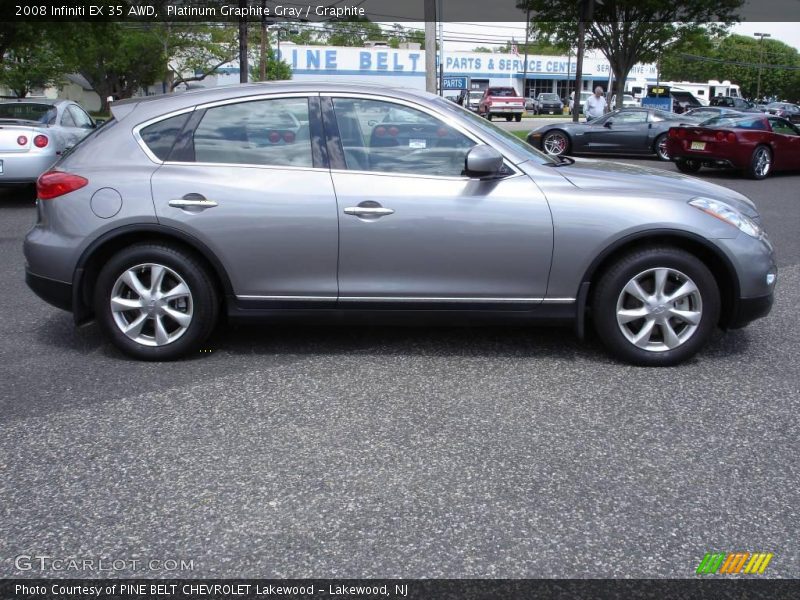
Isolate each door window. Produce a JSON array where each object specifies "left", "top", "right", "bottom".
[
  {"left": 331, "top": 98, "right": 476, "bottom": 176},
  {"left": 769, "top": 118, "right": 799, "bottom": 135},
  {"left": 193, "top": 97, "right": 313, "bottom": 167},
  {"left": 612, "top": 111, "right": 647, "bottom": 124},
  {"left": 68, "top": 105, "right": 94, "bottom": 129},
  {"left": 60, "top": 109, "right": 76, "bottom": 127}
]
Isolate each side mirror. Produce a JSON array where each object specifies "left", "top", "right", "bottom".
[
  {"left": 465, "top": 145, "right": 503, "bottom": 178},
  {"left": 603, "top": 120, "right": 613, "bottom": 128}
]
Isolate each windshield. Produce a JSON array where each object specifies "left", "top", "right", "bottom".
[
  {"left": 433, "top": 97, "right": 557, "bottom": 165},
  {"left": 541, "top": 94, "right": 559, "bottom": 100},
  {"left": 0, "top": 102, "right": 57, "bottom": 124}
]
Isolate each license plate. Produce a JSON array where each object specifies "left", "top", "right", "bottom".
[{"left": 690, "top": 141, "right": 706, "bottom": 150}]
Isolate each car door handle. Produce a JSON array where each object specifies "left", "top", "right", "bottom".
[
  {"left": 169, "top": 198, "right": 218, "bottom": 209},
  {"left": 343, "top": 207, "right": 395, "bottom": 216}
]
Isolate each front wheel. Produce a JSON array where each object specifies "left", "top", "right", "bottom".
[
  {"left": 591, "top": 247, "right": 720, "bottom": 366},
  {"left": 746, "top": 145, "right": 772, "bottom": 179},
  {"left": 541, "top": 130, "right": 570, "bottom": 156},
  {"left": 654, "top": 133, "right": 670, "bottom": 161},
  {"left": 676, "top": 159, "right": 701, "bottom": 174},
  {"left": 94, "top": 243, "right": 219, "bottom": 360},
  {"left": 515, "top": 114, "right": 522, "bottom": 122},
  {"left": 486, "top": 112, "right": 493, "bottom": 121}
]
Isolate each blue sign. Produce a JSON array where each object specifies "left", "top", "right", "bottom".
[
  {"left": 442, "top": 76, "right": 468, "bottom": 91},
  {"left": 642, "top": 97, "right": 672, "bottom": 112}
]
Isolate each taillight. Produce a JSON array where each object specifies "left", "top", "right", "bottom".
[
  {"left": 282, "top": 131, "right": 295, "bottom": 143},
  {"left": 670, "top": 128, "right": 686, "bottom": 139},
  {"left": 33, "top": 134, "right": 48, "bottom": 148},
  {"left": 388, "top": 126, "right": 399, "bottom": 137},
  {"left": 267, "top": 130, "right": 281, "bottom": 143},
  {"left": 727, "top": 132, "right": 736, "bottom": 142},
  {"left": 374, "top": 126, "right": 386, "bottom": 137},
  {"left": 36, "top": 171, "right": 88, "bottom": 200},
  {"left": 17, "top": 135, "right": 28, "bottom": 146},
  {"left": 715, "top": 131, "right": 726, "bottom": 141}
]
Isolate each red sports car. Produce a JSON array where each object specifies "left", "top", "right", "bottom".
[{"left": 666, "top": 114, "right": 800, "bottom": 179}]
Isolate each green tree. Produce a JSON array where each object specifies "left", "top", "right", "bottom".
[
  {"left": 523, "top": 0, "right": 743, "bottom": 108},
  {"left": 0, "top": 23, "right": 77, "bottom": 97},
  {"left": 250, "top": 45, "right": 292, "bottom": 81},
  {"left": 164, "top": 23, "right": 239, "bottom": 91},
  {"left": 323, "top": 17, "right": 383, "bottom": 47},
  {"left": 75, "top": 24, "right": 165, "bottom": 113},
  {"left": 472, "top": 47, "right": 494, "bottom": 53}
]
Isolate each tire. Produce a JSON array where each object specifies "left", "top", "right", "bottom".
[
  {"left": 676, "top": 159, "right": 701, "bottom": 174},
  {"left": 515, "top": 114, "right": 522, "bottom": 122},
  {"left": 94, "top": 243, "right": 219, "bottom": 361},
  {"left": 487, "top": 113, "right": 493, "bottom": 121},
  {"left": 506, "top": 115, "right": 513, "bottom": 121},
  {"left": 591, "top": 247, "right": 720, "bottom": 366},
  {"left": 746, "top": 145, "right": 772, "bottom": 179},
  {"left": 654, "top": 133, "right": 670, "bottom": 161},
  {"left": 541, "top": 130, "right": 570, "bottom": 156}
]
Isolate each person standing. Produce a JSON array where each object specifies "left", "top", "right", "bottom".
[{"left": 585, "top": 86, "right": 607, "bottom": 122}]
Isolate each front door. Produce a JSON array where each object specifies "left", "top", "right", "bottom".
[
  {"left": 584, "top": 110, "right": 650, "bottom": 153},
  {"left": 325, "top": 96, "right": 553, "bottom": 305},
  {"left": 149, "top": 94, "right": 339, "bottom": 302}
]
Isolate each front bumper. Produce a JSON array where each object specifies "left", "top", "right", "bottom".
[
  {"left": 728, "top": 293, "right": 774, "bottom": 329},
  {"left": 25, "top": 268, "right": 72, "bottom": 312}
]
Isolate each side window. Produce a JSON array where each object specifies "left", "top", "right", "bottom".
[
  {"left": 769, "top": 118, "right": 799, "bottom": 136},
  {"left": 331, "top": 98, "right": 476, "bottom": 177},
  {"left": 193, "top": 97, "right": 312, "bottom": 168},
  {"left": 613, "top": 111, "right": 647, "bottom": 124},
  {"left": 68, "top": 105, "right": 94, "bottom": 129},
  {"left": 140, "top": 112, "right": 191, "bottom": 161},
  {"left": 60, "top": 109, "right": 76, "bottom": 128}
]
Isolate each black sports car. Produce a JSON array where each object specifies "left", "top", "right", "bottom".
[{"left": 526, "top": 108, "right": 700, "bottom": 160}]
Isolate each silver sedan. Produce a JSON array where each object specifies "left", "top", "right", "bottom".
[
  {"left": 23, "top": 82, "right": 777, "bottom": 365},
  {"left": 0, "top": 99, "right": 98, "bottom": 184}
]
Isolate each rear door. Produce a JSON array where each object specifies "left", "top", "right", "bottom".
[
  {"left": 147, "top": 94, "right": 339, "bottom": 304},
  {"left": 324, "top": 95, "right": 553, "bottom": 304}
]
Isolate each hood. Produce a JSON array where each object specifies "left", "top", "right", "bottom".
[{"left": 556, "top": 157, "right": 759, "bottom": 218}]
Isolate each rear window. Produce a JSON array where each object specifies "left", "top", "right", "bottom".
[
  {"left": 703, "top": 116, "right": 769, "bottom": 130},
  {"left": 139, "top": 113, "right": 191, "bottom": 161},
  {"left": 0, "top": 102, "right": 57, "bottom": 124},
  {"left": 488, "top": 88, "right": 517, "bottom": 97}
]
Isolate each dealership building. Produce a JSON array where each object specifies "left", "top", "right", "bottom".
[{"left": 205, "top": 44, "right": 660, "bottom": 99}]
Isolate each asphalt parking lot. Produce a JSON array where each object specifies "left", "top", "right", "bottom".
[{"left": 1, "top": 159, "right": 798, "bottom": 579}]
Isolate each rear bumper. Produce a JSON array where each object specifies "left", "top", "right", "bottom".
[
  {"left": 728, "top": 293, "right": 774, "bottom": 329},
  {"left": 25, "top": 268, "right": 72, "bottom": 312},
  {"left": 0, "top": 151, "right": 58, "bottom": 182}
]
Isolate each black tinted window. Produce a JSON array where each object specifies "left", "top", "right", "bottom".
[
  {"left": 0, "top": 102, "right": 56, "bottom": 123},
  {"left": 140, "top": 113, "right": 190, "bottom": 161},
  {"left": 193, "top": 97, "right": 312, "bottom": 167}
]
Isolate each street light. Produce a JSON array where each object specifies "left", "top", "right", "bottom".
[{"left": 754, "top": 32, "right": 771, "bottom": 101}]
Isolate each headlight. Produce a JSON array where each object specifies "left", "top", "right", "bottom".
[{"left": 688, "top": 197, "right": 762, "bottom": 238}]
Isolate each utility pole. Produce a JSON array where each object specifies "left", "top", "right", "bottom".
[
  {"left": 259, "top": 0, "right": 267, "bottom": 81},
  {"left": 424, "top": 0, "right": 436, "bottom": 93},
  {"left": 238, "top": 0, "right": 248, "bottom": 83},
  {"left": 755, "top": 32, "right": 771, "bottom": 101},
  {"left": 437, "top": 0, "right": 445, "bottom": 96},
  {"left": 573, "top": 0, "right": 593, "bottom": 122},
  {"left": 522, "top": 3, "right": 530, "bottom": 98}
]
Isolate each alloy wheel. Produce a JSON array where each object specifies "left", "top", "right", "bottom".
[
  {"left": 543, "top": 132, "right": 568, "bottom": 155},
  {"left": 754, "top": 147, "right": 771, "bottom": 177},
  {"left": 615, "top": 267, "right": 703, "bottom": 352},
  {"left": 110, "top": 263, "right": 194, "bottom": 347}
]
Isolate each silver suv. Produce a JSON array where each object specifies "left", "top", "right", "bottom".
[{"left": 24, "top": 82, "right": 777, "bottom": 365}]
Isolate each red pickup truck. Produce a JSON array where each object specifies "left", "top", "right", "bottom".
[{"left": 478, "top": 87, "right": 525, "bottom": 122}]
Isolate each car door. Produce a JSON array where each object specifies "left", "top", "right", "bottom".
[
  {"left": 767, "top": 117, "right": 800, "bottom": 170},
  {"left": 323, "top": 95, "right": 553, "bottom": 304},
  {"left": 58, "top": 105, "right": 85, "bottom": 149},
  {"left": 66, "top": 104, "right": 96, "bottom": 143},
  {"left": 586, "top": 110, "right": 650, "bottom": 153},
  {"left": 148, "top": 94, "right": 339, "bottom": 303}
]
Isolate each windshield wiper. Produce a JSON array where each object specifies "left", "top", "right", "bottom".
[{"left": 544, "top": 155, "right": 575, "bottom": 167}]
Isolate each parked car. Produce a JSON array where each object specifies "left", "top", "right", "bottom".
[
  {"left": 709, "top": 96, "right": 761, "bottom": 113},
  {"left": 610, "top": 94, "right": 639, "bottom": 109},
  {"left": 0, "top": 99, "right": 98, "bottom": 185},
  {"left": 569, "top": 91, "right": 592, "bottom": 115},
  {"left": 533, "top": 93, "right": 564, "bottom": 115},
  {"left": 527, "top": 108, "right": 698, "bottom": 160},
  {"left": 764, "top": 102, "right": 800, "bottom": 124},
  {"left": 667, "top": 114, "right": 800, "bottom": 179},
  {"left": 478, "top": 87, "right": 524, "bottom": 121},
  {"left": 466, "top": 90, "right": 484, "bottom": 112},
  {"left": 25, "top": 82, "right": 776, "bottom": 366}
]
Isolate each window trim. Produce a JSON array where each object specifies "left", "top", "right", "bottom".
[
  {"left": 132, "top": 92, "right": 326, "bottom": 170},
  {"left": 322, "top": 92, "right": 522, "bottom": 180}
]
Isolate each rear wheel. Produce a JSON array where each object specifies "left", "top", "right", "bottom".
[
  {"left": 486, "top": 112, "right": 493, "bottom": 121},
  {"left": 746, "top": 145, "right": 772, "bottom": 179},
  {"left": 515, "top": 114, "right": 522, "bottom": 122},
  {"left": 592, "top": 247, "right": 720, "bottom": 366},
  {"left": 506, "top": 115, "right": 513, "bottom": 121},
  {"left": 94, "top": 243, "right": 219, "bottom": 360},
  {"left": 654, "top": 133, "right": 670, "bottom": 161},
  {"left": 676, "top": 159, "right": 701, "bottom": 174}
]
